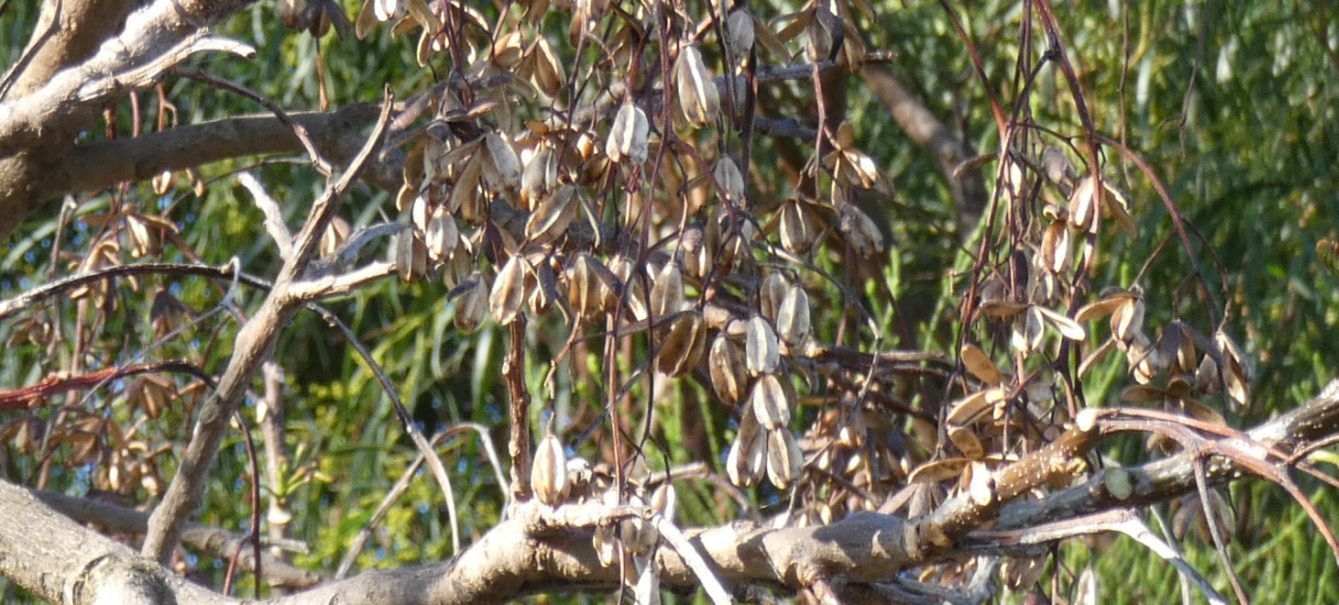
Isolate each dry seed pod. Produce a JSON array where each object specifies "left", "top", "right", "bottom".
[
  {"left": 776, "top": 285, "right": 811, "bottom": 347},
  {"left": 674, "top": 45, "right": 721, "bottom": 127},
  {"left": 649, "top": 260, "right": 684, "bottom": 318},
  {"left": 609, "top": 255, "right": 649, "bottom": 321},
  {"left": 394, "top": 231, "right": 427, "bottom": 282},
  {"left": 750, "top": 374, "right": 791, "bottom": 430},
  {"left": 531, "top": 38, "right": 566, "bottom": 97},
  {"left": 1068, "top": 176, "right": 1099, "bottom": 233},
  {"left": 489, "top": 255, "right": 529, "bottom": 324},
  {"left": 320, "top": 215, "right": 352, "bottom": 259},
  {"left": 532, "top": 433, "right": 569, "bottom": 506},
  {"left": 779, "top": 199, "right": 816, "bottom": 255},
  {"left": 656, "top": 311, "right": 705, "bottom": 377},
  {"left": 483, "top": 132, "right": 521, "bottom": 190},
  {"left": 1040, "top": 220, "right": 1071, "bottom": 274},
  {"left": 651, "top": 483, "right": 677, "bottom": 521},
  {"left": 948, "top": 425, "right": 985, "bottom": 459},
  {"left": 424, "top": 207, "right": 459, "bottom": 263},
  {"left": 961, "top": 344, "right": 1004, "bottom": 386},
  {"left": 1073, "top": 566, "right": 1098, "bottom": 605},
  {"left": 839, "top": 203, "right": 884, "bottom": 258},
  {"left": 725, "top": 9, "right": 755, "bottom": 59},
  {"left": 566, "top": 253, "right": 604, "bottom": 320},
  {"left": 1195, "top": 353, "right": 1222, "bottom": 394},
  {"left": 1010, "top": 306, "right": 1045, "bottom": 355},
  {"left": 759, "top": 272, "right": 791, "bottom": 321},
  {"left": 606, "top": 101, "right": 649, "bottom": 164},
  {"left": 708, "top": 335, "right": 747, "bottom": 404},
  {"left": 1111, "top": 297, "right": 1145, "bottom": 342},
  {"left": 520, "top": 145, "right": 558, "bottom": 209},
  {"left": 745, "top": 315, "right": 780, "bottom": 375},
  {"left": 1037, "top": 306, "right": 1086, "bottom": 341},
  {"left": 525, "top": 184, "right": 578, "bottom": 245},
  {"left": 766, "top": 428, "right": 803, "bottom": 490},
  {"left": 452, "top": 275, "right": 489, "bottom": 332},
  {"left": 712, "top": 156, "right": 746, "bottom": 205},
  {"left": 1215, "top": 329, "right": 1252, "bottom": 409},
  {"left": 727, "top": 411, "right": 766, "bottom": 487}
]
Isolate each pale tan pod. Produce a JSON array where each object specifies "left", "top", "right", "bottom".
[
  {"left": 489, "top": 254, "right": 529, "bottom": 324},
  {"left": 839, "top": 203, "right": 884, "bottom": 257},
  {"left": 394, "top": 230, "right": 427, "bottom": 283},
  {"left": 750, "top": 374, "right": 791, "bottom": 430},
  {"left": 745, "top": 315, "right": 780, "bottom": 375},
  {"left": 765, "top": 428, "right": 803, "bottom": 490},
  {"left": 759, "top": 272, "right": 791, "bottom": 321},
  {"left": 520, "top": 145, "right": 557, "bottom": 209},
  {"left": 606, "top": 101, "right": 649, "bottom": 164},
  {"left": 566, "top": 253, "right": 603, "bottom": 320},
  {"left": 779, "top": 199, "right": 816, "bottom": 255},
  {"left": 674, "top": 45, "right": 720, "bottom": 127},
  {"left": 1068, "top": 176, "right": 1099, "bottom": 233},
  {"left": 483, "top": 132, "right": 521, "bottom": 190},
  {"left": 531, "top": 37, "right": 566, "bottom": 97},
  {"left": 1111, "top": 297, "right": 1145, "bottom": 343},
  {"left": 656, "top": 311, "right": 704, "bottom": 377},
  {"left": 532, "top": 433, "right": 569, "bottom": 506},
  {"left": 424, "top": 206, "right": 460, "bottom": 263},
  {"left": 960, "top": 344, "right": 1004, "bottom": 386},
  {"left": 727, "top": 423, "right": 766, "bottom": 487},
  {"left": 453, "top": 275, "right": 489, "bottom": 332},
  {"left": 776, "top": 285, "right": 811, "bottom": 346},
  {"left": 649, "top": 260, "right": 684, "bottom": 319},
  {"left": 525, "top": 184, "right": 578, "bottom": 245},
  {"left": 651, "top": 483, "right": 677, "bottom": 521},
  {"left": 712, "top": 156, "right": 745, "bottom": 205},
  {"left": 1037, "top": 306, "right": 1086, "bottom": 341},
  {"left": 1215, "top": 329, "right": 1252, "bottom": 409},
  {"left": 725, "top": 8, "right": 755, "bottom": 60},
  {"left": 708, "top": 335, "right": 747, "bottom": 404}
]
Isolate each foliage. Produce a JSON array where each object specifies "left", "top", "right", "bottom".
[{"left": 0, "top": 0, "right": 1336, "bottom": 603}]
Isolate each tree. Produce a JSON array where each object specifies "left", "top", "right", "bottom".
[{"left": 0, "top": 0, "right": 1337, "bottom": 603}]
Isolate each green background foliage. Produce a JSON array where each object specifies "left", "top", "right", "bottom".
[{"left": 1, "top": 0, "right": 1336, "bottom": 602}]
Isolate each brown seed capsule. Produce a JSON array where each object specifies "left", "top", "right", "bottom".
[
  {"left": 725, "top": 8, "right": 755, "bottom": 60},
  {"left": 766, "top": 428, "right": 803, "bottom": 490},
  {"left": 532, "top": 433, "right": 569, "bottom": 506},
  {"left": 651, "top": 483, "right": 677, "bottom": 520},
  {"left": 452, "top": 274, "right": 489, "bottom": 332},
  {"left": 726, "top": 419, "right": 767, "bottom": 487},
  {"left": 609, "top": 255, "right": 649, "bottom": 321},
  {"left": 759, "top": 272, "right": 791, "bottom": 322},
  {"left": 489, "top": 255, "right": 529, "bottom": 324},
  {"left": 712, "top": 156, "right": 745, "bottom": 205},
  {"left": 525, "top": 184, "right": 578, "bottom": 245},
  {"left": 531, "top": 38, "right": 566, "bottom": 97},
  {"left": 320, "top": 215, "right": 351, "bottom": 259},
  {"left": 482, "top": 133, "right": 521, "bottom": 191},
  {"left": 750, "top": 374, "right": 791, "bottom": 430},
  {"left": 649, "top": 260, "right": 685, "bottom": 319},
  {"left": 1215, "top": 329, "right": 1252, "bottom": 410},
  {"left": 394, "top": 231, "right": 427, "bottom": 283},
  {"left": 424, "top": 206, "right": 460, "bottom": 263},
  {"left": 745, "top": 315, "right": 780, "bottom": 375},
  {"left": 566, "top": 253, "right": 603, "bottom": 321},
  {"left": 776, "top": 285, "right": 811, "bottom": 347},
  {"left": 606, "top": 101, "right": 649, "bottom": 164},
  {"left": 779, "top": 199, "right": 816, "bottom": 255},
  {"left": 521, "top": 145, "right": 558, "bottom": 209},
  {"left": 674, "top": 45, "right": 721, "bottom": 127},
  {"left": 839, "top": 203, "right": 884, "bottom": 258},
  {"left": 708, "top": 335, "right": 747, "bottom": 404},
  {"left": 656, "top": 311, "right": 706, "bottom": 377}
]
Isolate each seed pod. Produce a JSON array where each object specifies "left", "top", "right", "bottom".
[
  {"left": 1111, "top": 296, "right": 1145, "bottom": 343},
  {"left": 609, "top": 255, "right": 649, "bottom": 321},
  {"left": 725, "top": 9, "right": 755, "bottom": 59},
  {"left": 759, "top": 272, "right": 791, "bottom": 322},
  {"left": 531, "top": 37, "right": 566, "bottom": 97},
  {"left": 424, "top": 206, "right": 460, "bottom": 263},
  {"left": 708, "top": 335, "right": 747, "bottom": 404},
  {"left": 1195, "top": 353, "right": 1221, "bottom": 394},
  {"left": 750, "top": 374, "right": 791, "bottom": 430},
  {"left": 651, "top": 483, "right": 677, "bottom": 521},
  {"left": 566, "top": 253, "right": 604, "bottom": 321},
  {"left": 656, "top": 311, "right": 705, "bottom": 377},
  {"left": 452, "top": 274, "right": 489, "bottom": 332},
  {"left": 532, "top": 433, "right": 569, "bottom": 506},
  {"left": 320, "top": 215, "right": 351, "bottom": 259},
  {"left": 776, "top": 285, "right": 811, "bottom": 346},
  {"left": 839, "top": 203, "right": 884, "bottom": 258},
  {"left": 525, "top": 184, "right": 578, "bottom": 245},
  {"left": 489, "top": 255, "right": 529, "bottom": 324},
  {"left": 1215, "top": 329, "right": 1252, "bottom": 410},
  {"left": 726, "top": 420, "right": 767, "bottom": 487},
  {"left": 674, "top": 46, "right": 721, "bottom": 127},
  {"left": 606, "top": 101, "right": 649, "bottom": 164},
  {"left": 529, "top": 260, "right": 559, "bottom": 316},
  {"left": 520, "top": 145, "right": 558, "bottom": 209},
  {"left": 482, "top": 133, "right": 521, "bottom": 191},
  {"left": 649, "top": 260, "right": 684, "bottom": 318},
  {"left": 1040, "top": 220, "right": 1071, "bottom": 274},
  {"left": 745, "top": 315, "right": 780, "bottom": 375},
  {"left": 1068, "top": 177, "right": 1099, "bottom": 234},
  {"left": 394, "top": 230, "right": 427, "bottom": 282},
  {"left": 1010, "top": 306, "right": 1044, "bottom": 355},
  {"left": 712, "top": 156, "right": 745, "bottom": 205},
  {"left": 374, "top": 0, "right": 402, "bottom": 22},
  {"left": 766, "top": 428, "right": 803, "bottom": 490},
  {"left": 779, "top": 199, "right": 816, "bottom": 255},
  {"left": 679, "top": 224, "right": 712, "bottom": 279}
]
